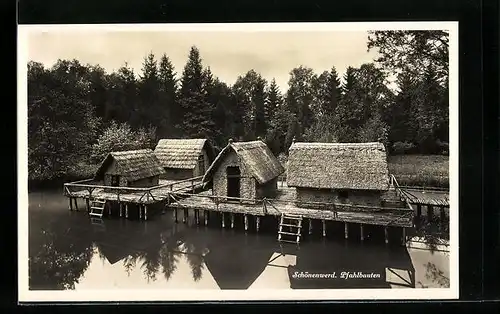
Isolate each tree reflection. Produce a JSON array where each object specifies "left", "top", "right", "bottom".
[
  {"left": 119, "top": 228, "right": 204, "bottom": 282},
  {"left": 29, "top": 222, "right": 94, "bottom": 290},
  {"left": 417, "top": 262, "right": 450, "bottom": 288}
]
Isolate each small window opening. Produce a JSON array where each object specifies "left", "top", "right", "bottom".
[{"left": 338, "top": 190, "right": 348, "bottom": 200}]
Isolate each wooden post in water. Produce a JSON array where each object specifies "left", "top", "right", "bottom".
[
  {"left": 204, "top": 210, "right": 208, "bottom": 226},
  {"left": 344, "top": 223, "right": 349, "bottom": 239},
  {"left": 230, "top": 213, "right": 235, "bottom": 228},
  {"left": 221, "top": 213, "right": 225, "bottom": 228},
  {"left": 360, "top": 224, "right": 364, "bottom": 241},
  {"left": 174, "top": 208, "right": 178, "bottom": 223},
  {"left": 144, "top": 205, "right": 148, "bottom": 221},
  {"left": 322, "top": 220, "right": 326, "bottom": 237},
  {"left": 69, "top": 198, "right": 73, "bottom": 211},
  {"left": 427, "top": 205, "right": 434, "bottom": 222},
  {"left": 107, "top": 202, "right": 111, "bottom": 216},
  {"left": 119, "top": 203, "right": 123, "bottom": 217},
  {"left": 183, "top": 209, "right": 187, "bottom": 223},
  {"left": 74, "top": 198, "right": 78, "bottom": 211},
  {"left": 195, "top": 209, "right": 199, "bottom": 225},
  {"left": 125, "top": 204, "right": 129, "bottom": 218},
  {"left": 256, "top": 216, "right": 260, "bottom": 232},
  {"left": 309, "top": 219, "right": 313, "bottom": 235},
  {"left": 416, "top": 204, "right": 422, "bottom": 217},
  {"left": 86, "top": 198, "right": 90, "bottom": 212},
  {"left": 401, "top": 227, "right": 406, "bottom": 246},
  {"left": 244, "top": 215, "right": 249, "bottom": 231},
  {"left": 384, "top": 227, "right": 389, "bottom": 244}
]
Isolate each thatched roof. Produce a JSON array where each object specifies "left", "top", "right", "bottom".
[
  {"left": 203, "top": 140, "right": 285, "bottom": 185},
  {"left": 287, "top": 142, "right": 389, "bottom": 190},
  {"left": 154, "top": 139, "right": 215, "bottom": 169},
  {"left": 94, "top": 149, "right": 165, "bottom": 182}
]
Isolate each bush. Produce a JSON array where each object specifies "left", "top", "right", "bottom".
[
  {"left": 392, "top": 141, "right": 416, "bottom": 155},
  {"left": 90, "top": 121, "right": 157, "bottom": 163}
]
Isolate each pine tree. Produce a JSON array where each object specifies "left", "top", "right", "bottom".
[
  {"left": 158, "top": 54, "right": 179, "bottom": 137},
  {"left": 178, "top": 46, "right": 215, "bottom": 138},
  {"left": 138, "top": 52, "right": 160, "bottom": 130}
]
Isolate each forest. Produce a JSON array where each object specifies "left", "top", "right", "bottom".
[{"left": 27, "top": 30, "right": 450, "bottom": 187}]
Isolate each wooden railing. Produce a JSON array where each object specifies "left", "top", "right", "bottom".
[
  {"left": 64, "top": 175, "right": 204, "bottom": 203},
  {"left": 389, "top": 174, "right": 415, "bottom": 225}
]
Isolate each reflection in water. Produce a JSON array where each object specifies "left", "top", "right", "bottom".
[{"left": 28, "top": 191, "right": 450, "bottom": 290}]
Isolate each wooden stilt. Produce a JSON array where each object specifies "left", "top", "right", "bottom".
[
  {"left": 195, "top": 209, "right": 199, "bottom": 225},
  {"left": 74, "top": 198, "right": 78, "bottom": 211},
  {"left": 125, "top": 204, "right": 129, "bottom": 218},
  {"left": 309, "top": 219, "right": 313, "bottom": 235},
  {"left": 119, "top": 203, "right": 123, "bottom": 217},
  {"left": 244, "top": 215, "right": 249, "bottom": 231},
  {"left": 204, "top": 210, "right": 208, "bottom": 226},
  {"left": 428, "top": 205, "right": 434, "bottom": 221},
  {"left": 360, "top": 224, "right": 364, "bottom": 241},
  {"left": 231, "top": 213, "right": 235, "bottom": 228},
  {"left": 256, "top": 216, "right": 260, "bottom": 232},
  {"left": 416, "top": 204, "right": 422, "bottom": 217},
  {"left": 222, "top": 213, "right": 225, "bottom": 228},
  {"left": 384, "top": 227, "right": 389, "bottom": 244},
  {"left": 322, "top": 219, "right": 326, "bottom": 237},
  {"left": 139, "top": 205, "right": 142, "bottom": 220},
  {"left": 174, "top": 208, "right": 178, "bottom": 223},
  {"left": 344, "top": 223, "right": 349, "bottom": 239},
  {"left": 69, "top": 197, "right": 73, "bottom": 211},
  {"left": 402, "top": 227, "right": 406, "bottom": 246},
  {"left": 183, "top": 209, "right": 187, "bottom": 223},
  {"left": 144, "top": 205, "right": 148, "bottom": 221},
  {"left": 107, "top": 202, "right": 111, "bottom": 216},
  {"left": 86, "top": 198, "right": 90, "bottom": 212}
]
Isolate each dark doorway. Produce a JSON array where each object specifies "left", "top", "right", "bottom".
[
  {"left": 226, "top": 166, "right": 241, "bottom": 199},
  {"left": 111, "top": 175, "right": 120, "bottom": 187},
  {"left": 198, "top": 155, "right": 205, "bottom": 175}
]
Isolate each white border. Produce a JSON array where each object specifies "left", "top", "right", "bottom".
[{"left": 18, "top": 22, "right": 459, "bottom": 302}]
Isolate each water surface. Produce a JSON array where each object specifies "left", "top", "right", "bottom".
[{"left": 28, "top": 190, "right": 450, "bottom": 290}]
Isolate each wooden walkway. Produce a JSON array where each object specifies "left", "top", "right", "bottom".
[
  {"left": 64, "top": 177, "right": 204, "bottom": 205},
  {"left": 168, "top": 185, "right": 414, "bottom": 228},
  {"left": 400, "top": 188, "right": 450, "bottom": 207}
]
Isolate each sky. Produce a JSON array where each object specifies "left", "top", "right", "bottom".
[{"left": 27, "top": 28, "right": 380, "bottom": 93}]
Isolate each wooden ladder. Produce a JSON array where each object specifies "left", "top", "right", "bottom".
[
  {"left": 89, "top": 198, "right": 106, "bottom": 218},
  {"left": 278, "top": 213, "right": 303, "bottom": 245}
]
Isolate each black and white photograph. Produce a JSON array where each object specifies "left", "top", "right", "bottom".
[{"left": 18, "top": 22, "right": 458, "bottom": 301}]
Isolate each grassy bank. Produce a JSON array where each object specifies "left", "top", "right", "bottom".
[{"left": 387, "top": 155, "right": 449, "bottom": 188}]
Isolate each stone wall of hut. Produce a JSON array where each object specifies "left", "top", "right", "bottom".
[
  {"left": 295, "top": 188, "right": 383, "bottom": 209},
  {"left": 161, "top": 168, "right": 194, "bottom": 180},
  {"left": 213, "top": 150, "right": 256, "bottom": 202},
  {"left": 256, "top": 177, "right": 279, "bottom": 199}
]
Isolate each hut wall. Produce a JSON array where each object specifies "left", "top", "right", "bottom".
[
  {"left": 128, "top": 176, "right": 160, "bottom": 188},
  {"left": 161, "top": 168, "right": 194, "bottom": 180},
  {"left": 193, "top": 150, "right": 210, "bottom": 177},
  {"left": 213, "top": 150, "right": 256, "bottom": 202},
  {"left": 256, "top": 177, "right": 279, "bottom": 199},
  {"left": 295, "top": 188, "right": 382, "bottom": 209}
]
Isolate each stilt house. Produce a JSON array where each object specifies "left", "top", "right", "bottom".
[
  {"left": 286, "top": 142, "right": 390, "bottom": 209},
  {"left": 93, "top": 149, "right": 165, "bottom": 189},
  {"left": 154, "top": 139, "right": 215, "bottom": 180},
  {"left": 202, "top": 139, "right": 285, "bottom": 203}
]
